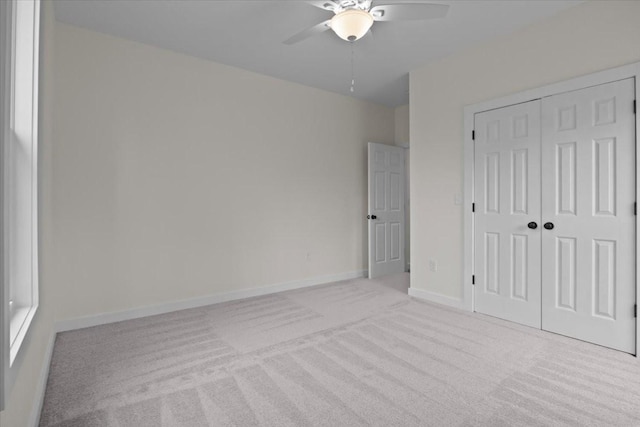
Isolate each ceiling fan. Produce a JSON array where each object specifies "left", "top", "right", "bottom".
[{"left": 283, "top": 0, "right": 449, "bottom": 45}]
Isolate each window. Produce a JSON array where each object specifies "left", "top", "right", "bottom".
[{"left": 1, "top": 0, "right": 40, "bottom": 410}]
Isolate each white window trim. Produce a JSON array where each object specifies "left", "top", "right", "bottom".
[
  {"left": 1, "top": 0, "right": 41, "bottom": 411},
  {"left": 463, "top": 61, "right": 640, "bottom": 357},
  {"left": 0, "top": 0, "right": 11, "bottom": 411}
]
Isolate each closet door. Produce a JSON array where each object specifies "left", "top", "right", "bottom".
[
  {"left": 474, "top": 100, "right": 542, "bottom": 328},
  {"left": 540, "top": 78, "right": 636, "bottom": 354}
]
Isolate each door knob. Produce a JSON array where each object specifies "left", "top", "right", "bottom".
[
  {"left": 527, "top": 222, "right": 538, "bottom": 229},
  {"left": 367, "top": 215, "right": 377, "bottom": 220},
  {"left": 543, "top": 222, "right": 554, "bottom": 230}
]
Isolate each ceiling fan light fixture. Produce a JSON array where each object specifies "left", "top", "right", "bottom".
[{"left": 330, "top": 9, "right": 373, "bottom": 42}]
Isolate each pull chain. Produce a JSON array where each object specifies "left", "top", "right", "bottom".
[{"left": 350, "top": 42, "right": 355, "bottom": 93}]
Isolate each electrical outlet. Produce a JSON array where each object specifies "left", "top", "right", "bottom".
[{"left": 429, "top": 259, "right": 438, "bottom": 272}]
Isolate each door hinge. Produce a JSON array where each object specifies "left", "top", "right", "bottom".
[
  {"left": 472, "top": 202, "right": 475, "bottom": 212},
  {"left": 635, "top": 202, "right": 637, "bottom": 215},
  {"left": 634, "top": 304, "right": 637, "bottom": 318},
  {"left": 472, "top": 275, "right": 475, "bottom": 285},
  {"left": 634, "top": 100, "right": 636, "bottom": 114},
  {"left": 472, "top": 130, "right": 475, "bottom": 141}
]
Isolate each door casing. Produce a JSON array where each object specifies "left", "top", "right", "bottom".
[{"left": 463, "top": 61, "right": 640, "bottom": 357}]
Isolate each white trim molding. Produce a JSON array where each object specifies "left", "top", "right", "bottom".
[
  {"left": 55, "top": 270, "right": 367, "bottom": 333},
  {"left": 408, "top": 287, "right": 467, "bottom": 311},
  {"left": 463, "top": 60, "right": 640, "bottom": 357}
]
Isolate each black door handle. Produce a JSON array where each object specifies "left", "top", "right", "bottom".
[
  {"left": 367, "top": 215, "right": 377, "bottom": 220},
  {"left": 527, "top": 222, "right": 538, "bottom": 229},
  {"left": 544, "top": 222, "right": 554, "bottom": 230}
]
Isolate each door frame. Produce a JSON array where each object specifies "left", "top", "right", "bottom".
[{"left": 463, "top": 61, "right": 640, "bottom": 356}]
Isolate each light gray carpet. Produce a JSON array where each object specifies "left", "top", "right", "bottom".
[{"left": 40, "top": 273, "right": 640, "bottom": 426}]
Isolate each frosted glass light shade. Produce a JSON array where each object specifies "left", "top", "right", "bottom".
[{"left": 330, "top": 9, "right": 373, "bottom": 41}]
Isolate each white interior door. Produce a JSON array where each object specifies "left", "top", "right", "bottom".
[
  {"left": 540, "top": 78, "right": 636, "bottom": 354},
  {"left": 368, "top": 142, "right": 405, "bottom": 279},
  {"left": 474, "top": 100, "right": 542, "bottom": 328}
]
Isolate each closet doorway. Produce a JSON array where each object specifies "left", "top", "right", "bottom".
[{"left": 471, "top": 78, "right": 636, "bottom": 354}]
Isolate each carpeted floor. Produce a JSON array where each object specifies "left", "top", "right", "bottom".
[{"left": 40, "top": 273, "right": 640, "bottom": 426}]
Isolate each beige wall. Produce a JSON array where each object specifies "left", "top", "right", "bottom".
[
  {"left": 0, "top": 1, "right": 56, "bottom": 425},
  {"left": 394, "top": 104, "right": 410, "bottom": 269},
  {"left": 52, "top": 23, "right": 395, "bottom": 320},
  {"left": 410, "top": 1, "right": 640, "bottom": 299},
  {"left": 394, "top": 104, "right": 410, "bottom": 145}
]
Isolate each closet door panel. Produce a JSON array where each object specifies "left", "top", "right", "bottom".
[
  {"left": 540, "top": 78, "right": 636, "bottom": 354},
  {"left": 474, "top": 100, "right": 542, "bottom": 328}
]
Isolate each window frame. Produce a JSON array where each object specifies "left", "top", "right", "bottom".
[{"left": 1, "top": 0, "right": 41, "bottom": 411}]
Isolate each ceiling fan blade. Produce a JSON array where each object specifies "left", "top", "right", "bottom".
[
  {"left": 370, "top": 3, "right": 449, "bottom": 21},
  {"left": 307, "top": 1, "right": 339, "bottom": 12},
  {"left": 283, "top": 20, "right": 332, "bottom": 45}
]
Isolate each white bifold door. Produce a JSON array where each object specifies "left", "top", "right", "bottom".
[
  {"left": 368, "top": 142, "right": 405, "bottom": 279},
  {"left": 474, "top": 78, "right": 636, "bottom": 354}
]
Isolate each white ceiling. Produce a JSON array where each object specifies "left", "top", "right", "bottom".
[{"left": 53, "top": 0, "right": 581, "bottom": 107}]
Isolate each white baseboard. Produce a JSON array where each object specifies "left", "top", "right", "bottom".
[
  {"left": 29, "top": 330, "right": 55, "bottom": 427},
  {"left": 408, "top": 287, "right": 468, "bottom": 311},
  {"left": 55, "top": 270, "right": 367, "bottom": 333}
]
